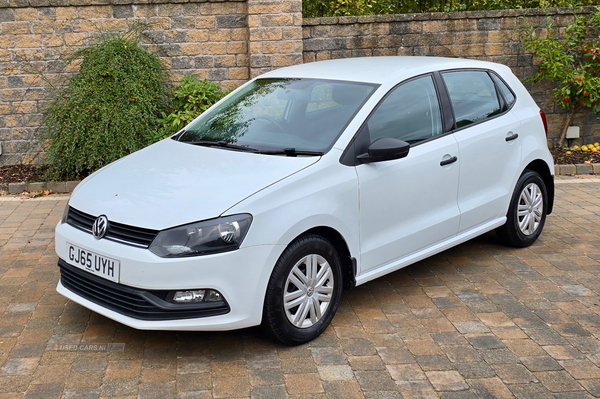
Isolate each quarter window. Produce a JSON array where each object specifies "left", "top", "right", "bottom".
[
  {"left": 367, "top": 75, "right": 443, "bottom": 145},
  {"left": 490, "top": 73, "right": 516, "bottom": 108},
  {"left": 442, "top": 71, "right": 501, "bottom": 128}
]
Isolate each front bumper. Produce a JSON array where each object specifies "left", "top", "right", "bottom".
[{"left": 55, "top": 221, "right": 284, "bottom": 331}]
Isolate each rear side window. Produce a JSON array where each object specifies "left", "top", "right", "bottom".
[
  {"left": 490, "top": 73, "right": 516, "bottom": 108},
  {"left": 442, "top": 71, "right": 501, "bottom": 129}
]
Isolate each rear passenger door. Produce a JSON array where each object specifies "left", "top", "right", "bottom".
[{"left": 440, "top": 70, "right": 522, "bottom": 233}]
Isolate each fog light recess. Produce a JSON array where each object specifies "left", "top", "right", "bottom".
[{"left": 171, "top": 289, "right": 224, "bottom": 303}]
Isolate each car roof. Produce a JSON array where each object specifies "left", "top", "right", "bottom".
[{"left": 260, "top": 56, "right": 509, "bottom": 85}]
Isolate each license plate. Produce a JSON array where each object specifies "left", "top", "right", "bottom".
[{"left": 66, "top": 243, "right": 120, "bottom": 283}]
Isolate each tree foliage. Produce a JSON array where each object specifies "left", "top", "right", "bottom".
[
  {"left": 303, "top": 0, "right": 599, "bottom": 17},
  {"left": 521, "top": 8, "right": 600, "bottom": 146}
]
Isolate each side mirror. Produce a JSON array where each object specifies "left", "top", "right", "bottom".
[{"left": 356, "top": 137, "right": 410, "bottom": 164}]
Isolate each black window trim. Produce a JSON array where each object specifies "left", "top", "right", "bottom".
[
  {"left": 437, "top": 68, "right": 517, "bottom": 134},
  {"left": 340, "top": 72, "right": 451, "bottom": 167},
  {"left": 488, "top": 70, "right": 517, "bottom": 111}
]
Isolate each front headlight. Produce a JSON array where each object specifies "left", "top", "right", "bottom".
[{"left": 149, "top": 214, "right": 252, "bottom": 258}]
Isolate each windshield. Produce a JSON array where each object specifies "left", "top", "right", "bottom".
[{"left": 177, "top": 78, "right": 378, "bottom": 154}]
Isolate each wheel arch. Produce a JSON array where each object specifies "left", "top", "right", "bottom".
[
  {"left": 297, "top": 226, "right": 356, "bottom": 291},
  {"left": 524, "top": 159, "right": 554, "bottom": 214}
]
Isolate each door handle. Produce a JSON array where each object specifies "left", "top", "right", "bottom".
[
  {"left": 440, "top": 156, "right": 457, "bottom": 166},
  {"left": 505, "top": 132, "right": 519, "bottom": 142}
]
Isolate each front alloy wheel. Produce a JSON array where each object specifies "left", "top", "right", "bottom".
[
  {"left": 284, "top": 254, "right": 334, "bottom": 328},
  {"left": 262, "top": 235, "right": 342, "bottom": 345}
]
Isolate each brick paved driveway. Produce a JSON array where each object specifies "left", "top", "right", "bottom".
[{"left": 1, "top": 176, "right": 600, "bottom": 399}]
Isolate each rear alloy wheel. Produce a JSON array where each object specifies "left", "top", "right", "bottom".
[
  {"left": 262, "top": 235, "right": 342, "bottom": 345},
  {"left": 496, "top": 169, "right": 548, "bottom": 248}
]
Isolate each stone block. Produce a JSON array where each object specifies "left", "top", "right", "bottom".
[
  {"left": 2, "top": 21, "right": 32, "bottom": 34},
  {"left": 77, "top": 5, "right": 112, "bottom": 19},
  {"left": 227, "top": 41, "right": 247, "bottom": 54},
  {"left": 65, "top": 181, "right": 80, "bottom": 192},
  {"left": 14, "top": 8, "right": 38, "bottom": 22},
  {"left": 28, "top": 182, "right": 45, "bottom": 191},
  {"left": 0, "top": 8, "right": 16, "bottom": 22},
  {"left": 209, "top": 30, "right": 231, "bottom": 42},
  {"left": 575, "top": 163, "right": 593, "bottom": 175},
  {"left": 8, "top": 182, "right": 27, "bottom": 194},
  {"left": 202, "top": 42, "right": 226, "bottom": 55},
  {"left": 559, "top": 164, "right": 576, "bottom": 175},
  {"left": 46, "top": 181, "right": 66, "bottom": 193},
  {"left": 593, "top": 164, "right": 600, "bottom": 175}
]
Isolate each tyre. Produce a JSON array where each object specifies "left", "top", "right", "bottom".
[
  {"left": 496, "top": 169, "right": 548, "bottom": 248},
  {"left": 262, "top": 235, "right": 343, "bottom": 345}
]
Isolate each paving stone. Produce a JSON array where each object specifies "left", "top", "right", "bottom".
[
  {"left": 520, "top": 356, "right": 564, "bottom": 372},
  {"left": 490, "top": 363, "right": 537, "bottom": 384},
  {"left": 317, "top": 365, "right": 354, "bottom": 381},
  {"left": 250, "top": 369, "right": 285, "bottom": 386},
  {"left": 453, "top": 321, "right": 489, "bottom": 334},
  {"left": 480, "top": 349, "right": 520, "bottom": 364},
  {"left": 467, "top": 377, "right": 514, "bottom": 398},
  {"left": 386, "top": 364, "right": 426, "bottom": 381},
  {"left": 354, "top": 371, "right": 397, "bottom": 391},
  {"left": 347, "top": 355, "right": 386, "bottom": 371},
  {"left": 454, "top": 361, "right": 496, "bottom": 379},
  {"left": 425, "top": 370, "right": 468, "bottom": 391},
  {"left": 468, "top": 335, "right": 504, "bottom": 350},
  {"left": 251, "top": 384, "right": 289, "bottom": 399},
  {"left": 535, "top": 371, "right": 585, "bottom": 392},
  {"left": 415, "top": 355, "right": 455, "bottom": 371},
  {"left": 2, "top": 179, "right": 600, "bottom": 398},
  {"left": 508, "top": 383, "right": 554, "bottom": 399}
]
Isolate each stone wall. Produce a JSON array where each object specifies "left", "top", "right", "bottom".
[
  {"left": 302, "top": 8, "right": 600, "bottom": 146},
  {"left": 1, "top": 4, "right": 599, "bottom": 165},
  {"left": 0, "top": 0, "right": 302, "bottom": 165}
]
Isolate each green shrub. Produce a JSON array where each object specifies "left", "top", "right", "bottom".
[
  {"left": 156, "top": 75, "right": 231, "bottom": 140},
  {"left": 41, "top": 30, "right": 169, "bottom": 179},
  {"left": 303, "top": 0, "right": 600, "bottom": 17},
  {"left": 521, "top": 8, "right": 600, "bottom": 146}
]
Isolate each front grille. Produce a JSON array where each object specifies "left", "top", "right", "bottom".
[
  {"left": 66, "top": 207, "right": 159, "bottom": 248},
  {"left": 59, "top": 259, "right": 230, "bottom": 321}
]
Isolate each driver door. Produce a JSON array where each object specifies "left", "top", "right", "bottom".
[{"left": 355, "top": 75, "right": 461, "bottom": 275}]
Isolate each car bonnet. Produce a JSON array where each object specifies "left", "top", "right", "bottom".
[{"left": 68, "top": 139, "right": 320, "bottom": 230}]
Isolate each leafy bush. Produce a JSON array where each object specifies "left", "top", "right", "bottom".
[
  {"left": 521, "top": 8, "right": 600, "bottom": 146},
  {"left": 303, "top": 0, "right": 600, "bottom": 17},
  {"left": 41, "top": 29, "right": 169, "bottom": 179},
  {"left": 156, "top": 75, "right": 231, "bottom": 139}
]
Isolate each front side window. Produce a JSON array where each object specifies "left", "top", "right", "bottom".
[
  {"left": 366, "top": 75, "right": 443, "bottom": 145},
  {"left": 442, "top": 71, "right": 501, "bottom": 128},
  {"left": 178, "top": 78, "right": 377, "bottom": 154}
]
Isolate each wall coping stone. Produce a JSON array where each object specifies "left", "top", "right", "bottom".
[
  {"left": 0, "top": 0, "right": 243, "bottom": 8},
  {"left": 302, "top": 6, "right": 596, "bottom": 26}
]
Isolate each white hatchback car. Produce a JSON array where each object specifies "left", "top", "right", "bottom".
[{"left": 55, "top": 57, "right": 554, "bottom": 344}]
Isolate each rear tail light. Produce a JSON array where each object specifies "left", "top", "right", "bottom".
[{"left": 539, "top": 110, "right": 548, "bottom": 137}]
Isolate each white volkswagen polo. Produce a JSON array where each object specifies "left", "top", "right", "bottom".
[{"left": 55, "top": 56, "right": 554, "bottom": 344}]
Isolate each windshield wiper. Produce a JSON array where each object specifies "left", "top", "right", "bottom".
[
  {"left": 258, "top": 148, "right": 324, "bottom": 157},
  {"left": 187, "top": 140, "right": 258, "bottom": 152}
]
